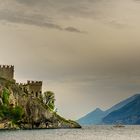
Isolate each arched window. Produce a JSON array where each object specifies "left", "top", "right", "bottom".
[{"left": 36, "top": 92, "right": 38, "bottom": 97}]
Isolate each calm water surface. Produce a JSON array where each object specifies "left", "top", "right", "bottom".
[{"left": 0, "top": 126, "right": 140, "bottom": 140}]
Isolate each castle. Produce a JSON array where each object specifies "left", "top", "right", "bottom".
[
  {"left": 0, "top": 65, "right": 42, "bottom": 98},
  {"left": 0, "top": 65, "right": 14, "bottom": 81}
]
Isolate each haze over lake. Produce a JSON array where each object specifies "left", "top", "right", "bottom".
[{"left": 0, "top": 126, "right": 140, "bottom": 140}]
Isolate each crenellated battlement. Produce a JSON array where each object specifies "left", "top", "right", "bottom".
[
  {"left": 27, "top": 80, "right": 42, "bottom": 85},
  {"left": 0, "top": 65, "right": 14, "bottom": 80},
  {"left": 0, "top": 65, "right": 14, "bottom": 69},
  {"left": 16, "top": 83, "right": 27, "bottom": 86}
]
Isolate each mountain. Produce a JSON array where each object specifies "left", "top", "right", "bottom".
[
  {"left": 103, "top": 95, "right": 140, "bottom": 124},
  {"left": 77, "top": 94, "right": 140, "bottom": 125},
  {"left": 105, "top": 94, "right": 140, "bottom": 114},
  {"left": 77, "top": 108, "right": 105, "bottom": 125}
]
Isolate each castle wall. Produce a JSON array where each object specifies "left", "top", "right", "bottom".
[
  {"left": 0, "top": 64, "right": 43, "bottom": 99},
  {"left": 0, "top": 65, "right": 14, "bottom": 81},
  {"left": 26, "top": 81, "right": 42, "bottom": 98}
]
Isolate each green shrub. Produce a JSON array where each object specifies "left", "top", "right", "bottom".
[
  {"left": 0, "top": 87, "right": 24, "bottom": 124},
  {"left": 0, "top": 105, "right": 24, "bottom": 124},
  {"left": 44, "top": 91, "right": 55, "bottom": 110},
  {"left": 11, "top": 106, "right": 24, "bottom": 123},
  {"left": 0, "top": 105, "right": 10, "bottom": 118},
  {"left": 2, "top": 88, "right": 10, "bottom": 105},
  {"left": 48, "top": 100, "right": 55, "bottom": 110}
]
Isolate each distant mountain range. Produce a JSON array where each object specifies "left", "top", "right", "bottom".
[{"left": 77, "top": 94, "right": 140, "bottom": 125}]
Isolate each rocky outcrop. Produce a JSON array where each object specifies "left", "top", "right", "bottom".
[{"left": 0, "top": 77, "right": 81, "bottom": 129}]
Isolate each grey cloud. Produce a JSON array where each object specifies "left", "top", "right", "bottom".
[
  {"left": 0, "top": 0, "right": 129, "bottom": 31},
  {"left": 0, "top": 11, "right": 63, "bottom": 30},
  {"left": 15, "top": 0, "right": 111, "bottom": 18},
  {"left": 15, "top": 0, "right": 40, "bottom": 5},
  {"left": 105, "top": 20, "right": 127, "bottom": 29},
  {"left": 15, "top": 0, "right": 128, "bottom": 29},
  {"left": 0, "top": 12, "right": 85, "bottom": 33},
  {"left": 0, "top": 0, "right": 85, "bottom": 33},
  {"left": 64, "top": 27, "right": 86, "bottom": 33}
]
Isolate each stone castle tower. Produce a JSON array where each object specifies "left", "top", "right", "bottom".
[
  {"left": 0, "top": 64, "right": 43, "bottom": 99},
  {"left": 0, "top": 65, "right": 14, "bottom": 81},
  {"left": 26, "top": 80, "right": 42, "bottom": 98}
]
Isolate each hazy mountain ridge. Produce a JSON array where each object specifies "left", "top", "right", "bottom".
[
  {"left": 103, "top": 95, "right": 140, "bottom": 124},
  {"left": 78, "top": 94, "right": 140, "bottom": 125},
  {"left": 77, "top": 108, "right": 105, "bottom": 125}
]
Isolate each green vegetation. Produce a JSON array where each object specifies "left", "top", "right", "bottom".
[
  {"left": 0, "top": 87, "right": 24, "bottom": 124},
  {"left": 0, "top": 105, "right": 24, "bottom": 123},
  {"left": 48, "top": 100, "right": 55, "bottom": 110},
  {"left": 0, "top": 105, "right": 9, "bottom": 118},
  {"left": 2, "top": 88, "right": 10, "bottom": 105},
  {"left": 10, "top": 106, "right": 24, "bottom": 123},
  {"left": 44, "top": 91, "right": 55, "bottom": 111}
]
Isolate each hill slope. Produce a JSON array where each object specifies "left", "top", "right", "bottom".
[
  {"left": 103, "top": 95, "right": 140, "bottom": 124},
  {"left": 78, "top": 94, "right": 140, "bottom": 125},
  {"left": 77, "top": 108, "right": 105, "bottom": 125}
]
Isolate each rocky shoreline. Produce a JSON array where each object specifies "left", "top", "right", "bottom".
[{"left": 0, "top": 77, "right": 81, "bottom": 130}]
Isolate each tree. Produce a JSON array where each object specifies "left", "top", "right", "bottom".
[{"left": 44, "top": 91, "right": 55, "bottom": 110}]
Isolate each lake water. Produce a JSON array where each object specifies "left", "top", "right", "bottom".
[{"left": 0, "top": 125, "right": 140, "bottom": 140}]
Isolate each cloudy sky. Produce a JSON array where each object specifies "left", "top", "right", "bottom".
[{"left": 1, "top": 0, "right": 140, "bottom": 120}]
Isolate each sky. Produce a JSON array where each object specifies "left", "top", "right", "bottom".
[{"left": 1, "top": 0, "right": 140, "bottom": 120}]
